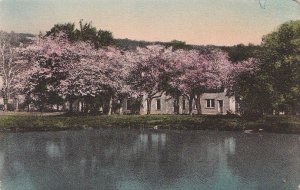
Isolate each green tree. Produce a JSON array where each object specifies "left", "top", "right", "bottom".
[
  {"left": 234, "top": 69, "right": 273, "bottom": 116},
  {"left": 222, "top": 43, "right": 261, "bottom": 63},
  {"left": 167, "top": 40, "right": 190, "bottom": 50},
  {"left": 260, "top": 20, "right": 300, "bottom": 114},
  {"left": 46, "top": 23, "right": 77, "bottom": 41},
  {"left": 46, "top": 20, "right": 114, "bottom": 48},
  {"left": 234, "top": 20, "right": 300, "bottom": 116},
  {"left": 169, "top": 40, "right": 187, "bottom": 49}
]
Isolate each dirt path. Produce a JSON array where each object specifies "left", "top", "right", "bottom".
[{"left": 0, "top": 112, "right": 65, "bottom": 116}]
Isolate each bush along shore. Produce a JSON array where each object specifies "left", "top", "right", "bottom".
[{"left": 0, "top": 114, "right": 299, "bottom": 134}]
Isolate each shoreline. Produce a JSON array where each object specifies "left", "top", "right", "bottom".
[
  {"left": 1, "top": 124, "right": 299, "bottom": 134},
  {"left": 0, "top": 114, "right": 299, "bottom": 134}
]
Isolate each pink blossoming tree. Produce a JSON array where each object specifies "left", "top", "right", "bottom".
[
  {"left": 20, "top": 32, "right": 257, "bottom": 115},
  {"left": 0, "top": 32, "right": 28, "bottom": 111},
  {"left": 169, "top": 48, "right": 256, "bottom": 114},
  {"left": 23, "top": 33, "right": 129, "bottom": 114},
  {"left": 125, "top": 45, "right": 174, "bottom": 114}
]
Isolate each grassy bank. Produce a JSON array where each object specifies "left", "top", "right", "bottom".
[{"left": 0, "top": 114, "right": 299, "bottom": 134}]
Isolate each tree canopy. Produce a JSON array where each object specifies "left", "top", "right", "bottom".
[
  {"left": 46, "top": 20, "right": 114, "bottom": 48},
  {"left": 234, "top": 20, "right": 300, "bottom": 115},
  {"left": 2, "top": 19, "right": 300, "bottom": 116},
  {"left": 261, "top": 20, "right": 300, "bottom": 114}
]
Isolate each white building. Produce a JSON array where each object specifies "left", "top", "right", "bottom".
[{"left": 122, "top": 89, "right": 238, "bottom": 115}]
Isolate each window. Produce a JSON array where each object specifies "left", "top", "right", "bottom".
[
  {"left": 206, "top": 99, "right": 215, "bottom": 108},
  {"left": 156, "top": 99, "right": 161, "bottom": 110},
  {"left": 182, "top": 99, "right": 186, "bottom": 110}
]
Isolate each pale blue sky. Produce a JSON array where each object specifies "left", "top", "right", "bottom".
[{"left": 0, "top": 0, "right": 300, "bottom": 45}]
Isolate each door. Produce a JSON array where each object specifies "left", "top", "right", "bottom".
[{"left": 218, "top": 100, "right": 224, "bottom": 114}]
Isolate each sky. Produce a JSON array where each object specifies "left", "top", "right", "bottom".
[{"left": 0, "top": 0, "right": 300, "bottom": 45}]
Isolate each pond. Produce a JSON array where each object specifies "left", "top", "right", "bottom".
[{"left": 0, "top": 129, "right": 299, "bottom": 190}]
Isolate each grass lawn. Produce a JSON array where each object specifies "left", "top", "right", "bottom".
[{"left": 0, "top": 113, "right": 299, "bottom": 133}]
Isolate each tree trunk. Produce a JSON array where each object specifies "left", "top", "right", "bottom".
[
  {"left": 108, "top": 95, "right": 113, "bottom": 115},
  {"left": 40, "top": 103, "right": 45, "bottom": 113},
  {"left": 69, "top": 100, "right": 73, "bottom": 113},
  {"left": 195, "top": 95, "right": 202, "bottom": 115},
  {"left": 95, "top": 102, "right": 101, "bottom": 114},
  {"left": 3, "top": 103, "right": 7, "bottom": 111},
  {"left": 146, "top": 98, "right": 152, "bottom": 115},
  {"left": 85, "top": 102, "right": 91, "bottom": 113},
  {"left": 83, "top": 100, "right": 89, "bottom": 113},
  {"left": 78, "top": 101, "right": 81, "bottom": 112},
  {"left": 15, "top": 99, "right": 19, "bottom": 112},
  {"left": 119, "top": 100, "right": 123, "bottom": 115},
  {"left": 3, "top": 95, "right": 8, "bottom": 112},
  {"left": 188, "top": 96, "right": 193, "bottom": 115},
  {"left": 174, "top": 96, "right": 180, "bottom": 114}
]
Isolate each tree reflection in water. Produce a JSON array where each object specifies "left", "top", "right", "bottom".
[
  {"left": 0, "top": 130, "right": 298, "bottom": 190},
  {"left": 227, "top": 133, "right": 300, "bottom": 190}
]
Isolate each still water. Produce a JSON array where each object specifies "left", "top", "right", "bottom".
[{"left": 0, "top": 129, "right": 299, "bottom": 190}]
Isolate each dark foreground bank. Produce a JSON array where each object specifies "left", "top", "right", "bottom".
[{"left": 0, "top": 114, "right": 299, "bottom": 134}]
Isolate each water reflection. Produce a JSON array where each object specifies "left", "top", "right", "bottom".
[
  {"left": 227, "top": 134, "right": 300, "bottom": 190},
  {"left": 224, "top": 137, "right": 236, "bottom": 155},
  {"left": 0, "top": 129, "right": 298, "bottom": 190},
  {"left": 46, "top": 142, "right": 62, "bottom": 158}
]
